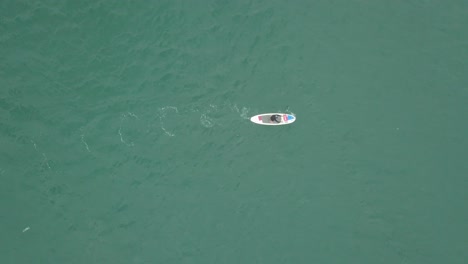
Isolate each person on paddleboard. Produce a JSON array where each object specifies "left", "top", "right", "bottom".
[{"left": 270, "top": 114, "right": 282, "bottom": 123}]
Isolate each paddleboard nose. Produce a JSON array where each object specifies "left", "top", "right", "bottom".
[{"left": 287, "top": 115, "right": 295, "bottom": 120}]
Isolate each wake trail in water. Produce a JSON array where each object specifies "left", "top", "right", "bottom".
[
  {"left": 118, "top": 112, "right": 138, "bottom": 146},
  {"left": 282, "top": 106, "right": 296, "bottom": 116},
  {"left": 200, "top": 114, "right": 214, "bottom": 128},
  {"left": 156, "top": 103, "right": 252, "bottom": 131},
  {"left": 228, "top": 103, "right": 251, "bottom": 120},
  {"left": 81, "top": 134, "right": 91, "bottom": 152},
  {"left": 158, "top": 106, "right": 178, "bottom": 137},
  {"left": 31, "top": 139, "right": 51, "bottom": 169},
  {"left": 117, "top": 103, "right": 252, "bottom": 142},
  {"left": 79, "top": 127, "right": 91, "bottom": 152}
]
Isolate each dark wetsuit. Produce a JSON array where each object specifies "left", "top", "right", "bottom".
[{"left": 270, "top": 114, "right": 281, "bottom": 123}]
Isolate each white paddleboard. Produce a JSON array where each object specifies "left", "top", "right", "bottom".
[{"left": 250, "top": 113, "right": 296, "bottom": 126}]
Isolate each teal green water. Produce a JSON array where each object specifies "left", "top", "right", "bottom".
[{"left": 1, "top": 1, "right": 467, "bottom": 263}]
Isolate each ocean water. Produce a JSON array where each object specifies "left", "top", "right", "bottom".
[{"left": 1, "top": 0, "right": 467, "bottom": 263}]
